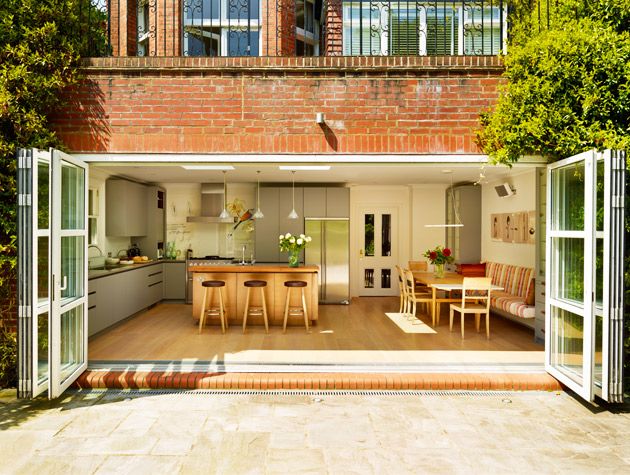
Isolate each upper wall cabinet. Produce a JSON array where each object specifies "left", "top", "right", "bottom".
[
  {"left": 106, "top": 179, "right": 148, "bottom": 237},
  {"left": 133, "top": 186, "right": 166, "bottom": 258},
  {"left": 303, "top": 187, "right": 349, "bottom": 218},
  {"left": 445, "top": 184, "right": 481, "bottom": 264}
]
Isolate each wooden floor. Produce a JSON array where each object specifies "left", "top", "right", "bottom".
[{"left": 88, "top": 297, "right": 543, "bottom": 364}]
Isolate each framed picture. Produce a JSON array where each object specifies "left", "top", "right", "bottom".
[
  {"left": 491, "top": 214, "right": 502, "bottom": 241},
  {"left": 527, "top": 210, "right": 536, "bottom": 244}
]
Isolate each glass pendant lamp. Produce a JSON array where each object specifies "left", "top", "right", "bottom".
[
  {"left": 288, "top": 171, "right": 298, "bottom": 219},
  {"left": 253, "top": 171, "right": 264, "bottom": 219},
  {"left": 219, "top": 170, "right": 230, "bottom": 219}
]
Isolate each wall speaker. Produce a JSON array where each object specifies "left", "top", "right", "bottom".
[{"left": 495, "top": 183, "right": 515, "bottom": 198}]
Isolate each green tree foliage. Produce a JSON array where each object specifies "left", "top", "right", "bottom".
[{"left": 0, "top": 0, "right": 107, "bottom": 387}]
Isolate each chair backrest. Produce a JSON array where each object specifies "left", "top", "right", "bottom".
[
  {"left": 461, "top": 277, "right": 492, "bottom": 309},
  {"left": 395, "top": 265, "right": 406, "bottom": 295},
  {"left": 408, "top": 261, "right": 428, "bottom": 272}
]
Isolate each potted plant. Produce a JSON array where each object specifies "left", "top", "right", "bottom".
[
  {"left": 423, "top": 245, "right": 454, "bottom": 278},
  {"left": 279, "top": 233, "right": 312, "bottom": 267}
]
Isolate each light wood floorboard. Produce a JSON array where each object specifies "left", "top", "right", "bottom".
[{"left": 88, "top": 297, "right": 542, "bottom": 362}]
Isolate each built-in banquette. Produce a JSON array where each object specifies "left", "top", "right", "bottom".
[{"left": 485, "top": 262, "right": 535, "bottom": 328}]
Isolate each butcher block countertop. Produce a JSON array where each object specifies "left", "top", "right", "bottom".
[{"left": 188, "top": 264, "right": 319, "bottom": 273}]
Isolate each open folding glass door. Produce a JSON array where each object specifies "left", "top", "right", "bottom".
[
  {"left": 18, "top": 148, "right": 88, "bottom": 399},
  {"left": 545, "top": 150, "right": 625, "bottom": 403}
]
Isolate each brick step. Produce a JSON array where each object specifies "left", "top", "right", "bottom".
[{"left": 73, "top": 371, "right": 562, "bottom": 391}]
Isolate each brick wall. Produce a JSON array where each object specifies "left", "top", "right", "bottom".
[{"left": 50, "top": 56, "right": 504, "bottom": 155}]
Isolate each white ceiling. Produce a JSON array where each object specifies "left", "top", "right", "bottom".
[{"left": 94, "top": 162, "right": 535, "bottom": 186}]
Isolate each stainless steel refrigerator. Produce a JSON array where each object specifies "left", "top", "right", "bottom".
[{"left": 305, "top": 218, "right": 350, "bottom": 304}]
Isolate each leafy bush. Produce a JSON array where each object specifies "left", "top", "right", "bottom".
[{"left": 0, "top": 325, "right": 17, "bottom": 388}]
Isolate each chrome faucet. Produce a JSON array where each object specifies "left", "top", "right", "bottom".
[{"left": 88, "top": 244, "right": 103, "bottom": 256}]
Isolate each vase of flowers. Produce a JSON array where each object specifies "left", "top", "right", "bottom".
[
  {"left": 279, "top": 233, "right": 312, "bottom": 267},
  {"left": 423, "top": 245, "right": 454, "bottom": 278}
]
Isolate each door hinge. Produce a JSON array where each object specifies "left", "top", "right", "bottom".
[
  {"left": 18, "top": 305, "right": 31, "bottom": 319},
  {"left": 18, "top": 150, "right": 32, "bottom": 169},
  {"left": 612, "top": 195, "right": 624, "bottom": 208},
  {"left": 18, "top": 194, "right": 32, "bottom": 206}
]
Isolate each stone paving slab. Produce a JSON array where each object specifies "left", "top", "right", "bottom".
[{"left": 0, "top": 390, "right": 628, "bottom": 474}]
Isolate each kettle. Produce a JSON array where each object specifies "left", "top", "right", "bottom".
[{"left": 128, "top": 243, "right": 142, "bottom": 258}]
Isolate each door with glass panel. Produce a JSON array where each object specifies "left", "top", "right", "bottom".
[
  {"left": 18, "top": 148, "right": 88, "bottom": 399},
  {"left": 545, "top": 150, "right": 625, "bottom": 403},
  {"left": 358, "top": 207, "right": 398, "bottom": 296}
]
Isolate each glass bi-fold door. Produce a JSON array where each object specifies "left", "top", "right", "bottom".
[
  {"left": 18, "top": 148, "right": 89, "bottom": 398},
  {"left": 546, "top": 150, "right": 625, "bottom": 403}
]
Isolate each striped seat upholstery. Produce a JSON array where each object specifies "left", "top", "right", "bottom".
[{"left": 485, "top": 262, "right": 535, "bottom": 320}]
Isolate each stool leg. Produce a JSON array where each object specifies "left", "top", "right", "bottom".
[
  {"left": 283, "top": 288, "right": 291, "bottom": 333},
  {"left": 222, "top": 287, "right": 229, "bottom": 329},
  {"left": 301, "top": 288, "right": 309, "bottom": 332},
  {"left": 260, "top": 287, "right": 269, "bottom": 334},
  {"left": 198, "top": 287, "right": 208, "bottom": 334},
  {"left": 218, "top": 287, "right": 226, "bottom": 334},
  {"left": 242, "top": 287, "right": 251, "bottom": 334}
]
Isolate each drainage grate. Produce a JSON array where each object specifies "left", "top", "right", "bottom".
[{"left": 75, "top": 388, "right": 546, "bottom": 399}]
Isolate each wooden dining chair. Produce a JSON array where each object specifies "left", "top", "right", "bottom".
[
  {"left": 449, "top": 277, "right": 493, "bottom": 339},
  {"left": 395, "top": 265, "right": 407, "bottom": 314},
  {"left": 408, "top": 261, "right": 428, "bottom": 272},
  {"left": 403, "top": 269, "right": 432, "bottom": 319}
]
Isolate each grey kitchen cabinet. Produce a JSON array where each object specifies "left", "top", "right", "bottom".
[
  {"left": 445, "top": 184, "right": 481, "bottom": 264},
  {"left": 325, "top": 187, "right": 350, "bottom": 218},
  {"left": 278, "top": 187, "right": 304, "bottom": 262},
  {"left": 163, "top": 261, "right": 186, "bottom": 300},
  {"left": 106, "top": 179, "right": 148, "bottom": 237},
  {"left": 88, "top": 263, "right": 164, "bottom": 337},
  {"left": 303, "top": 187, "right": 326, "bottom": 217},
  {"left": 255, "top": 187, "right": 281, "bottom": 262},
  {"left": 134, "top": 186, "right": 166, "bottom": 259}
]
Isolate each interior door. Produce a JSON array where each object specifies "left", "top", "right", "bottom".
[
  {"left": 17, "top": 148, "right": 89, "bottom": 399},
  {"left": 545, "top": 150, "right": 625, "bottom": 403},
  {"left": 358, "top": 207, "right": 398, "bottom": 296}
]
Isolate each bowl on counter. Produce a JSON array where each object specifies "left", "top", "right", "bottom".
[
  {"left": 105, "top": 257, "right": 120, "bottom": 265},
  {"left": 119, "top": 260, "right": 135, "bottom": 265}
]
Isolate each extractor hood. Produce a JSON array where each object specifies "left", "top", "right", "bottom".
[{"left": 186, "top": 183, "right": 235, "bottom": 223}]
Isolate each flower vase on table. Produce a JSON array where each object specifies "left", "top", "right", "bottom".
[
  {"left": 279, "top": 232, "right": 312, "bottom": 268},
  {"left": 423, "top": 245, "right": 454, "bottom": 279}
]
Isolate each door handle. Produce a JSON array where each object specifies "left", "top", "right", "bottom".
[
  {"left": 359, "top": 249, "right": 364, "bottom": 257},
  {"left": 59, "top": 275, "right": 68, "bottom": 292}
]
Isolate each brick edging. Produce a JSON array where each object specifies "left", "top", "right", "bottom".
[{"left": 73, "top": 371, "right": 562, "bottom": 391}]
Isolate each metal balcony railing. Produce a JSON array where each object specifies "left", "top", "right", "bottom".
[{"left": 78, "top": 0, "right": 553, "bottom": 58}]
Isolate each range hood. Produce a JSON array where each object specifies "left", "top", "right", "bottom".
[{"left": 186, "top": 183, "right": 235, "bottom": 223}]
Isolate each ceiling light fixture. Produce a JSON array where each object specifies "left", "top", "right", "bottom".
[
  {"left": 181, "top": 165, "right": 235, "bottom": 170},
  {"left": 279, "top": 165, "right": 331, "bottom": 171},
  {"left": 253, "top": 171, "right": 264, "bottom": 219},
  {"left": 424, "top": 171, "right": 464, "bottom": 228},
  {"left": 219, "top": 171, "right": 231, "bottom": 219},
  {"left": 288, "top": 171, "right": 298, "bottom": 220}
]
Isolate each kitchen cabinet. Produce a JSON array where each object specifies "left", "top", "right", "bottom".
[
  {"left": 88, "top": 263, "right": 164, "bottom": 337},
  {"left": 255, "top": 187, "right": 280, "bottom": 262},
  {"left": 303, "top": 187, "right": 349, "bottom": 218},
  {"left": 134, "top": 186, "right": 166, "bottom": 259},
  {"left": 105, "top": 179, "right": 148, "bottom": 237},
  {"left": 163, "top": 261, "right": 186, "bottom": 300},
  {"left": 445, "top": 184, "right": 481, "bottom": 264}
]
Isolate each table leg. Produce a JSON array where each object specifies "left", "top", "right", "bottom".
[{"left": 431, "top": 287, "right": 437, "bottom": 326}]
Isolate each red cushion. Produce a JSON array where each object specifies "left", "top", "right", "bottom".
[{"left": 458, "top": 263, "right": 487, "bottom": 277}]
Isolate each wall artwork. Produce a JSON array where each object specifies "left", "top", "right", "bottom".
[{"left": 491, "top": 211, "right": 535, "bottom": 244}]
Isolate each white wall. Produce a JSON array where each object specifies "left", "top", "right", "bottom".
[
  {"left": 410, "top": 184, "right": 448, "bottom": 265},
  {"left": 161, "top": 182, "right": 255, "bottom": 259},
  {"left": 481, "top": 169, "right": 536, "bottom": 268}
]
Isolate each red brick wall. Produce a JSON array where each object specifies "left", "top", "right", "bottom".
[{"left": 51, "top": 56, "right": 504, "bottom": 155}]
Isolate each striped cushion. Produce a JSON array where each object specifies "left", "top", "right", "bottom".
[
  {"left": 490, "top": 291, "right": 535, "bottom": 319},
  {"left": 486, "top": 262, "right": 504, "bottom": 286}
]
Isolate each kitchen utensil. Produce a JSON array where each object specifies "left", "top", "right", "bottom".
[{"left": 128, "top": 243, "right": 141, "bottom": 258}]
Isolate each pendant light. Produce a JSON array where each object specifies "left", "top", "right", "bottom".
[
  {"left": 424, "top": 170, "right": 464, "bottom": 228},
  {"left": 253, "top": 170, "right": 264, "bottom": 219},
  {"left": 288, "top": 171, "right": 298, "bottom": 220},
  {"left": 219, "top": 170, "right": 231, "bottom": 219}
]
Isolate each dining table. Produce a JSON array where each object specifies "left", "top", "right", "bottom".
[{"left": 411, "top": 272, "right": 503, "bottom": 326}]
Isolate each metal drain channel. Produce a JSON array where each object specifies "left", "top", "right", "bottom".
[{"left": 75, "top": 389, "right": 544, "bottom": 398}]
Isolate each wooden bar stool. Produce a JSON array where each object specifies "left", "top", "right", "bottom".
[
  {"left": 282, "top": 280, "right": 309, "bottom": 333},
  {"left": 198, "top": 280, "right": 228, "bottom": 334},
  {"left": 242, "top": 280, "right": 269, "bottom": 334}
]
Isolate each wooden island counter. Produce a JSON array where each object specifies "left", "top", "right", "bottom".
[{"left": 190, "top": 264, "right": 319, "bottom": 327}]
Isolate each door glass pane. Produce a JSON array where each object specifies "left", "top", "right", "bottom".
[
  {"left": 551, "top": 306, "right": 583, "bottom": 384},
  {"left": 59, "top": 305, "right": 84, "bottom": 383},
  {"left": 364, "top": 269, "right": 374, "bottom": 288},
  {"left": 595, "top": 238, "right": 603, "bottom": 307},
  {"left": 596, "top": 159, "right": 604, "bottom": 232},
  {"left": 38, "top": 158, "right": 50, "bottom": 229},
  {"left": 61, "top": 236, "right": 84, "bottom": 302},
  {"left": 364, "top": 214, "right": 374, "bottom": 256},
  {"left": 551, "top": 237, "right": 584, "bottom": 304},
  {"left": 61, "top": 161, "right": 85, "bottom": 230},
  {"left": 37, "top": 311, "right": 48, "bottom": 384},
  {"left": 37, "top": 236, "right": 49, "bottom": 303},
  {"left": 381, "top": 214, "right": 391, "bottom": 257},
  {"left": 551, "top": 162, "right": 585, "bottom": 231},
  {"left": 381, "top": 269, "right": 391, "bottom": 288},
  {"left": 594, "top": 313, "right": 603, "bottom": 389}
]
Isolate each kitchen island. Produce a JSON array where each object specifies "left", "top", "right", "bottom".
[{"left": 189, "top": 264, "right": 319, "bottom": 326}]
